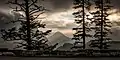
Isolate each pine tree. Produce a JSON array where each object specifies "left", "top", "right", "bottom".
[
  {"left": 72, "top": 0, "right": 92, "bottom": 50},
  {"left": 0, "top": 0, "right": 56, "bottom": 51},
  {"left": 89, "top": 0, "right": 112, "bottom": 49}
]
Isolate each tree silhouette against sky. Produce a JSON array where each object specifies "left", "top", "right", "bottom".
[
  {"left": 89, "top": 0, "right": 112, "bottom": 49},
  {"left": 0, "top": 0, "right": 57, "bottom": 51},
  {"left": 72, "top": 0, "right": 92, "bottom": 50}
]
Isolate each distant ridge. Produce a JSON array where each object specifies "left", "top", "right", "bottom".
[
  {"left": 48, "top": 32, "right": 73, "bottom": 48},
  {"left": 57, "top": 43, "right": 73, "bottom": 50},
  {"left": 86, "top": 40, "right": 120, "bottom": 49}
]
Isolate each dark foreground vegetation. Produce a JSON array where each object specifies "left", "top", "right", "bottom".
[{"left": 1, "top": 48, "right": 120, "bottom": 57}]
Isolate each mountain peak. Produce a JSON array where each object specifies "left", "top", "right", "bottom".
[
  {"left": 48, "top": 31, "right": 72, "bottom": 48},
  {"left": 55, "top": 31, "right": 62, "bottom": 34},
  {"left": 53, "top": 31, "right": 66, "bottom": 37}
]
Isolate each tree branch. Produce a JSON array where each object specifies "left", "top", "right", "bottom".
[
  {"left": 30, "top": 12, "right": 45, "bottom": 20},
  {"left": 29, "top": 0, "right": 37, "bottom": 7},
  {"left": 8, "top": 1, "right": 26, "bottom": 12}
]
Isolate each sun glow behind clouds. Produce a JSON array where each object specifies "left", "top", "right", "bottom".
[
  {"left": 45, "top": 10, "right": 76, "bottom": 29},
  {"left": 109, "top": 14, "right": 120, "bottom": 21},
  {"left": 108, "top": 9, "right": 120, "bottom": 21},
  {"left": 43, "top": 9, "right": 120, "bottom": 37},
  {"left": 46, "top": 10, "right": 74, "bottom": 22}
]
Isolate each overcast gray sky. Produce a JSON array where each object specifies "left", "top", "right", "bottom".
[
  {"left": 0, "top": 0, "right": 120, "bottom": 36},
  {"left": 0, "top": 0, "right": 120, "bottom": 48}
]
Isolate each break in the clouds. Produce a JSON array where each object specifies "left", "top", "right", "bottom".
[
  {"left": 44, "top": 10, "right": 75, "bottom": 29},
  {"left": 42, "top": 10, "right": 76, "bottom": 37}
]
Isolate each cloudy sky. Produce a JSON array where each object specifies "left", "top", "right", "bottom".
[{"left": 0, "top": 0, "right": 120, "bottom": 41}]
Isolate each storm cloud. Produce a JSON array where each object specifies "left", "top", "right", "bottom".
[
  {"left": 111, "top": 0, "right": 120, "bottom": 9},
  {"left": 0, "top": 0, "right": 120, "bottom": 39},
  {"left": 45, "top": 0, "right": 73, "bottom": 11}
]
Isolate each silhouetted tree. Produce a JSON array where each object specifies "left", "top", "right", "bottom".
[
  {"left": 72, "top": 0, "right": 92, "bottom": 49},
  {"left": 89, "top": 0, "right": 112, "bottom": 49},
  {"left": 0, "top": 0, "right": 56, "bottom": 51}
]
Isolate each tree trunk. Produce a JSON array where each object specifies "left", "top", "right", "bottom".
[
  {"left": 82, "top": 0, "right": 85, "bottom": 49},
  {"left": 25, "top": 0, "right": 32, "bottom": 50},
  {"left": 100, "top": 0, "right": 103, "bottom": 49}
]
